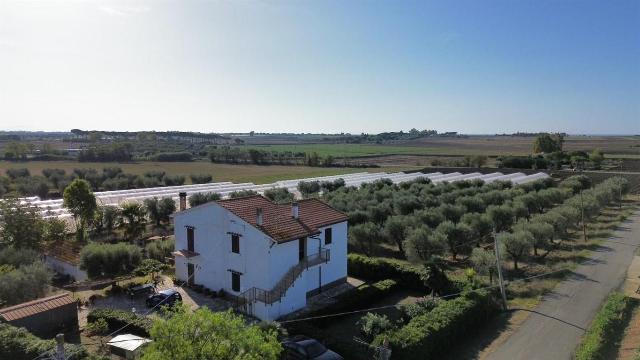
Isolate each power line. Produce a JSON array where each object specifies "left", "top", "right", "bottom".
[
  {"left": 33, "top": 267, "right": 200, "bottom": 360},
  {"left": 279, "top": 266, "right": 571, "bottom": 324}
]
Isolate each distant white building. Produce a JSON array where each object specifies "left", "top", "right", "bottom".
[{"left": 172, "top": 194, "right": 348, "bottom": 321}]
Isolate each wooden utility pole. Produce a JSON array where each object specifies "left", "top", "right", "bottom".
[{"left": 493, "top": 232, "right": 508, "bottom": 311}]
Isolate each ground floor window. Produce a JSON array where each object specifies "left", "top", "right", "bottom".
[{"left": 231, "top": 272, "right": 241, "bottom": 292}]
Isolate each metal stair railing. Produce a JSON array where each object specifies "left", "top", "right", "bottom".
[{"left": 235, "top": 248, "right": 330, "bottom": 310}]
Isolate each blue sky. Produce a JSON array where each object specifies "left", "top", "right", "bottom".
[{"left": 0, "top": 0, "right": 638, "bottom": 134}]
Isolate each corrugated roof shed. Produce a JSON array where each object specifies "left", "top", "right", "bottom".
[
  {"left": 108, "top": 334, "right": 151, "bottom": 351},
  {"left": 0, "top": 293, "right": 75, "bottom": 322}
]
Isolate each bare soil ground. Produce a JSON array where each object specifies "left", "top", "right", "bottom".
[
  {"left": 403, "top": 136, "right": 640, "bottom": 156},
  {"left": 618, "top": 307, "right": 640, "bottom": 360}
]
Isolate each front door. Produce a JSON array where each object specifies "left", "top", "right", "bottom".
[
  {"left": 187, "top": 263, "right": 195, "bottom": 286},
  {"left": 299, "top": 237, "right": 306, "bottom": 262}
]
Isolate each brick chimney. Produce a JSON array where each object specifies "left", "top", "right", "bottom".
[
  {"left": 179, "top": 192, "right": 187, "bottom": 211},
  {"left": 256, "top": 208, "right": 263, "bottom": 226},
  {"left": 292, "top": 202, "right": 299, "bottom": 219}
]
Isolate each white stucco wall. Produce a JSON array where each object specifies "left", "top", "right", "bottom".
[
  {"left": 305, "top": 221, "right": 348, "bottom": 294},
  {"left": 43, "top": 256, "right": 88, "bottom": 282},
  {"left": 173, "top": 204, "right": 348, "bottom": 321},
  {"left": 174, "top": 203, "right": 272, "bottom": 295}
]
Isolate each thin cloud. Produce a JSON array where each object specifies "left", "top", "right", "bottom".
[{"left": 99, "top": 5, "right": 149, "bottom": 17}]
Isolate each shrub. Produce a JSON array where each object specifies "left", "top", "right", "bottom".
[
  {"left": 348, "top": 254, "right": 427, "bottom": 291},
  {"left": 164, "top": 175, "right": 186, "bottom": 186},
  {"left": 310, "top": 280, "right": 397, "bottom": 326},
  {"left": 400, "top": 298, "right": 441, "bottom": 320},
  {"left": 229, "top": 190, "right": 258, "bottom": 199},
  {"left": 5, "top": 168, "right": 30, "bottom": 179},
  {"left": 0, "top": 323, "right": 89, "bottom": 360},
  {"left": 85, "top": 317, "right": 109, "bottom": 336},
  {"left": 190, "top": 173, "right": 213, "bottom": 184},
  {"left": 374, "top": 290, "right": 498, "bottom": 359},
  {"left": 358, "top": 312, "right": 393, "bottom": 341},
  {"left": 146, "top": 238, "right": 175, "bottom": 261},
  {"left": 152, "top": 152, "right": 193, "bottom": 162},
  {"left": 87, "top": 308, "right": 152, "bottom": 337},
  {"left": 263, "top": 187, "right": 294, "bottom": 203},
  {"left": 298, "top": 181, "right": 321, "bottom": 197},
  {"left": 188, "top": 192, "right": 221, "bottom": 207},
  {"left": 0, "top": 262, "right": 52, "bottom": 306},
  {"left": 79, "top": 242, "right": 142, "bottom": 279},
  {"left": 133, "top": 259, "right": 169, "bottom": 278},
  {"left": 0, "top": 247, "right": 39, "bottom": 268},
  {"left": 575, "top": 293, "right": 638, "bottom": 360}
]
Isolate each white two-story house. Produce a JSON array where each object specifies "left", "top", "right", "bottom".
[{"left": 172, "top": 194, "right": 348, "bottom": 321}]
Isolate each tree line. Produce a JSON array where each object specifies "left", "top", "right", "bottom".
[
  {"left": 0, "top": 167, "right": 213, "bottom": 199},
  {"left": 208, "top": 146, "right": 346, "bottom": 167}
]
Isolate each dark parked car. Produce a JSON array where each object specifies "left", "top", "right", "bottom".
[
  {"left": 146, "top": 289, "right": 182, "bottom": 308},
  {"left": 282, "top": 336, "right": 343, "bottom": 360},
  {"left": 128, "top": 283, "right": 156, "bottom": 298}
]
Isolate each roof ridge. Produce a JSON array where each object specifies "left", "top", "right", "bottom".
[{"left": 0, "top": 293, "right": 70, "bottom": 313}]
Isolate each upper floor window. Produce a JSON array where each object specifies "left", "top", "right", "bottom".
[
  {"left": 324, "top": 228, "right": 332, "bottom": 245},
  {"left": 231, "top": 234, "right": 240, "bottom": 254},
  {"left": 187, "top": 227, "right": 195, "bottom": 252}
]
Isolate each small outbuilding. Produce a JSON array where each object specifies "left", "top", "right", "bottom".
[
  {"left": 108, "top": 334, "right": 152, "bottom": 359},
  {"left": 0, "top": 293, "right": 78, "bottom": 338},
  {"left": 42, "top": 241, "right": 88, "bottom": 282}
]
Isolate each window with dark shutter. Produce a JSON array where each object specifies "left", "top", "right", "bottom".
[
  {"left": 325, "top": 227, "right": 332, "bottom": 245},
  {"left": 231, "top": 234, "right": 240, "bottom": 253},
  {"left": 187, "top": 227, "right": 194, "bottom": 252},
  {"left": 231, "top": 272, "right": 240, "bottom": 292}
]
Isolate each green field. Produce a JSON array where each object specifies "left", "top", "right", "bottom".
[
  {"left": 0, "top": 161, "right": 421, "bottom": 185},
  {"left": 236, "top": 143, "right": 513, "bottom": 157},
  {"left": 237, "top": 136, "right": 640, "bottom": 158}
]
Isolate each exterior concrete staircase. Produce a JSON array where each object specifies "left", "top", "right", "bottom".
[{"left": 235, "top": 248, "right": 330, "bottom": 313}]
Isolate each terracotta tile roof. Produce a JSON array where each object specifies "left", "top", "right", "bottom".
[
  {"left": 172, "top": 249, "right": 200, "bottom": 258},
  {"left": 217, "top": 195, "right": 347, "bottom": 243},
  {"left": 42, "top": 241, "right": 82, "bottom": 265},
  {"left": 0, "top": 293, "right": 75, "bottom": 322}
]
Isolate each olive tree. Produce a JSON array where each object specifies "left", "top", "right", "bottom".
[
  {"left": 348, "top": 222, "right": 381, "bottom": 256},
  {"left": 435, "top": 220, "right": 472, "bottom": 260},
  {"left": 404, "top": 225, "right": 446, "bottom": 263},
  {"left": 470, "top": 247, "right": 497, "bottom": 284},
  {"left": 383, "top": 215, "right": 410, "bottom": 254},
  {"left": 487, "top": 205, "right": 514, "bottom": 233},
  {"left": 498, "top": 231, "right": 533, "bottom": 271}
]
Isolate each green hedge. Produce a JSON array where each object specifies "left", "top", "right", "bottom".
[
  {"left": 348, "top": 254, "right": 426, "bottom": 290},
  {"left": 0, "top": 323, "right": 89, "bottom": 360},
  {"left": 299, "top": 279, "right": 397, "bottom": 328},
  {"left": 319, "top": 279, "right": 397, "bottom": 315},
  {"left": 348, "top": 254, "right": 468, "bottom": 295},
  {"left": 575, "top": 293, "right": 638, "bottom": 360},
  {"left": 284, "top": 279, "right": 398, "bottom": 359},
  {"left": 373, "top": 290, "right": 498, "bottom": 359},
  {"left": 87, "top": 308, "right": 152, "bottom": 337}
]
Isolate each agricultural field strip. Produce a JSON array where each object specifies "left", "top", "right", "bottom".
[{"left": 24, "top": 171, "right": 549, "bottom": 220}]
